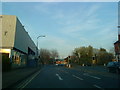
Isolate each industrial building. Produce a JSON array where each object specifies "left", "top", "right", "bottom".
[{"left": 0, "top": 15, "right": 38, "bottom": 69}]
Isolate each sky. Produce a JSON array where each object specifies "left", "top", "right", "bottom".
[{"left": 1, "top": 1, "right": 119, "bottom": 58}]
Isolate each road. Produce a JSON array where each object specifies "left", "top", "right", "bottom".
[{"left": 16, "top": 65, "right": 120, "bottom": 89}]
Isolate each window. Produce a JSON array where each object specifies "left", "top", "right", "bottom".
[
  {"left": 4, "top": 31, "right": 8, "bottom": 36},
  {"left": 0, "top": 16, "right": 2, "bottom": 18}
]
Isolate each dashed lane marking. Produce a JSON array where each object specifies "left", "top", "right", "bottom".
[
  {"left": 93, "top": 85, "right": 104, "bottom": 90},
  {"left": 72, "top": 75, "right": 83, "bottom": 80},
  {"left": 56, "top": 74, "right": 63, "bottom": 80},
  {"left": 83, "top": 73, "right": 101, "bottom": 80}
]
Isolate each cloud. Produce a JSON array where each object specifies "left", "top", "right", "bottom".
[
  {"left": 34, "top": 3, "right": 50, "bottom": 14},
  {"left": 86, "top": 4, "right": 101, "bottom": 17},
  {"left": 53, "top": 4, "right": 101, "bottom": 33},
  {"left": 38, "top": 35, "right": 74, "bottom": 58},
  {"left": 31, "top": 2, "right": 117, "bottom": 58}
]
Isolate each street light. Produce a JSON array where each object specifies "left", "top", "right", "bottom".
[
  {"left": 36, "top": 35, "right": 46, "bottom": 67},
  {"left": 37, "top": 35, "right": 46, "bottom": 57}
]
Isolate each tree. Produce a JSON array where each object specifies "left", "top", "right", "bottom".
[
  {"left": 109, "top": 47, "right": 115, "bottom": 55},
  {"left": 71, "top": 52, "right": 78, "bottom": 64},
  {"left": 73, "top": 45, "right": 94, "bottom": 65},
  {"left": 72, "top": 46, "right": 115, "bottom": 66},
  {"left": 39, "top": 48, "right": 59, "bottom": 64},
  {"left": 97, "top": 48, "right": 114, "bottom": 65},
  {"left": 39, "top": 48, "right": 51, "bottom": 64},
  {"left": 50, "top": 49, "right": 59, "bottom": 59},
  {"left": 50, "top": 49, "right": 59, "bottom": 64}
]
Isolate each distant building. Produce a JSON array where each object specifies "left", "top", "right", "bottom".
[
  {"left": 114, "top": 25, "right": 120, "bottom": 62},
  {"left": 114, "top": 2, "right": 120, "bottom": 62},
  {"left": 114, "top": 32, "right": 120, "bottom": 62},
  {"left": 0, "top": 15, "right": 38, "bottom": 68}
]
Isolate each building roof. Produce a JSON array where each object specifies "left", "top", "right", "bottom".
[{"left": 114, "top": 40, "right": 120, "bottom": 44}]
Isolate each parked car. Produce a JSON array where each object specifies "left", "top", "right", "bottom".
[{"left": 107, "top": 61, "right": 120, "bottom": 74}]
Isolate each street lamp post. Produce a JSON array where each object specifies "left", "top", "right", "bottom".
[
  {"left": 37, "top": 35, "right": 46, "bottom": 57},
  {"left": 36, "top": 35, "right": 46, "bottom": 67}
]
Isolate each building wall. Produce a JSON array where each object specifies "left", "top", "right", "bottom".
[
  {"left": 0, "top": 15, "right": 16, "bottom": 48},
  {"left": 114, "top": 42, "right": 120, "bottom": 55},
  {"left": 0, "top": 15, "right": 37, "bottom": 54},
  {"left": 14, "top": 18, "right": 37, "bottom": 54},
  {"left": 1, "top": 15, "right": 38, "bottom": 68},
  {"left": 0, "top": 16, "right": 2, "bottom": 48}
]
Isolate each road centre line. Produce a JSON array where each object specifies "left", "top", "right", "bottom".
[
  {"left": 56, "top": 74, "right": 63, "bottom": 80},
  {"left": 17, "top": 79, "right": 29, "bottom": 88},
  {"left": 93, "top": 85, "right": 104, "bottom": 90},
  {"left": 72, "top": 75, "right": 83, "bottom": 80},
  {"left": 18, "top": 70, "right": 42, "bottom": 89},
  {"left": 83, "top": 73, "right": 101, "bottom": 80}
]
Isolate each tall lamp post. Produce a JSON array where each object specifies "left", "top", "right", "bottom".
[
  {"left": 37, "top": 35, "right": 46, "bottom": 57},
  {"left": 36, "top": 35, "right": 46, "bottom": 67}
]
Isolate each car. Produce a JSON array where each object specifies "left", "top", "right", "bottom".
[
  {"left": 107, "top": 61, "right": 120, "bottom": 74},
  {"left": 58, "top": 64, "right": 65, "bottom": 66},
  {"left": 55, "top": 64, "right": 58, "bottom": 66}
]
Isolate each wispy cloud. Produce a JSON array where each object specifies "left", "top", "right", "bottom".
[
  {"left": 86, "top": 4, "right": 101, "bottom": 17},
  {"left": 38, "top": 35, "right": 75, "bottom": 57},
  {"left": 26, "top": 2, "right": 118, "bottom": 58},
  {"left": 54, "top": 4, "right": 101, "bottom": 33}
]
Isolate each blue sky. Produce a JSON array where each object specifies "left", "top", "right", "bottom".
[{"left": 2, "top": 2, "right": 118, "bottom": 58}]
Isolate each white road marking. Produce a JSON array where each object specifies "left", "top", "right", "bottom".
[
  {"left": 83, "top": 73, "right": 101, "bottom": 79},
  {"left": 72, "top": 75, "right": 83, "bottom": 80},
  {"left": 93, "top": 85, "right": 103, "bottom": 89},
  {"left": 18, "top": 70, "right": 41, "bottom": 88},
  {"left": 56, "top": 74, "right": 63, "bottom": 80}
]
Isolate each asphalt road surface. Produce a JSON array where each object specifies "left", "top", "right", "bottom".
[{"left": 16, "top": 65, "right": 120, "bottom": 89}]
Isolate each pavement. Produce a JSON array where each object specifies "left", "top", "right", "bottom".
[
  {"left": 2, "top": 66, "right": 42, "bottom": 89},
  {"left": 71, "top": 63, "right": 107, "bottom": 72}
]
